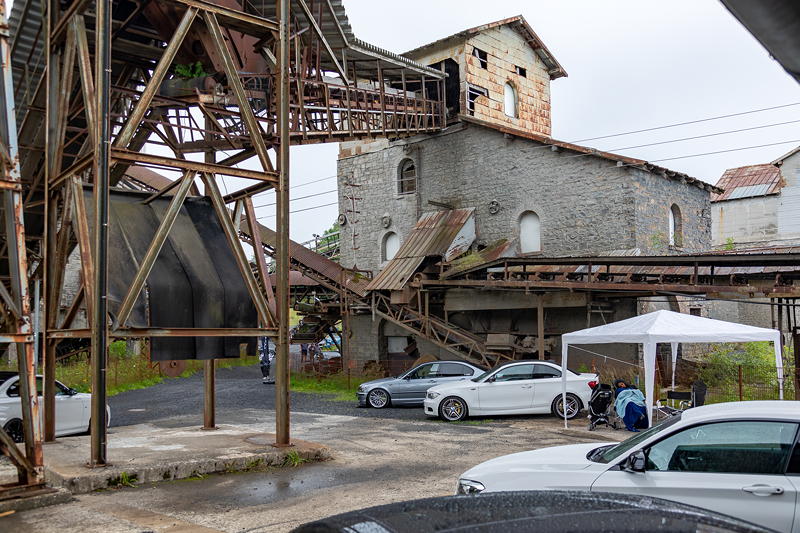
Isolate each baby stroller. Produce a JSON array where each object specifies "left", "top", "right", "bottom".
[{"left": 587, "top": 383, "right": 620, "bottom": 431}]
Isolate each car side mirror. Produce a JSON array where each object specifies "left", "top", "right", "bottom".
[
  {"left": 487, "top": 376, "right": 496, "bottom": 383},
  {"left": 623, "top": 450, "right": 646, "bottom": 473},
  {"left": 69, "top": 388, "right": 78, "bottom": 396}
]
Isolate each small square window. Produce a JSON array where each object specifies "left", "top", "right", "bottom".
[
  {"left": 515, "top": 66, "right": 527, "bottom": 78},
  {"left": 472, "top": 47, "right": 488, "bottom": 69},
  {"left": 689, "top": 307, "right": 702, "bottom": 317}
]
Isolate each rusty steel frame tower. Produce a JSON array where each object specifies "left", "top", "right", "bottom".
[{"left": 1, "top": 0, "right": 445, "bottom": 487}]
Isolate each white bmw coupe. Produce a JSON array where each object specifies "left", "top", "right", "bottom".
[{"left": 457, "top": 401, "right": 800, "bottom": 533}]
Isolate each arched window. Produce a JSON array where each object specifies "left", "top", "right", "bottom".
[
  {"left": 669, "top": 204, "right": 683, "bottom": 247},
  {"left": 503, "top": 82, "right": 517, "bottom": 118},
  {"left": 397, "top": 159, "right": 416, "bottom": 194},
  {"left": 382, "top": 232, "right": 400, "bottom": 261},
  {"left": 519, "top": 211, "right": 541, "bottom": 253}
]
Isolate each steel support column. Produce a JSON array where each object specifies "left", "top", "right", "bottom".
[
  {"left": 0, "top": 0, "right": 43, "bottom": 481},
  {"left": 275, "top": 0, "right": 291, "bottom": 447},
  {"left": 537, "top": 296, "right": 545, "bottom": 360},
  {"left": 90, "top": 0, "right": 112, "bottom": 467}
]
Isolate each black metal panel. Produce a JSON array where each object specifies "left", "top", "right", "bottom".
[
  {"left": 184, "top": 199, "right": 257, "bottom": 358},
  {"left": 95, "top": 189, "right": 257, "bottom": 360}
]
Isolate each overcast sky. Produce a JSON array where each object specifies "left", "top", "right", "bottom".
[{"left": 250, "top": 0, "right": 800, "bottom": 243}]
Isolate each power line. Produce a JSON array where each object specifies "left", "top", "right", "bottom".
[
  {"left": 646, "top": 139, "right": 800, "bottom": 164},
  {"left": 604, "top": 119, "right": 800, "bottom": 153},
  {"left": 572, "top": 102, "right": 800, "bottom": 143},
  {"left": 256, "top": 201, "right": 339, "bottom": 220},
  {"left": 252, "top": 188, "right": 337, "bottom": 209}
]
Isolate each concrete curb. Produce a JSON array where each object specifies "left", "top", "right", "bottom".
[
  {"left": 0, "top": 487, "right": 73, "bottom": 514},
  {"left": 46, "top": 439, "right": 331, "bottom": 495}
]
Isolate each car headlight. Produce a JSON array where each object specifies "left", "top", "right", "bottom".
[
  {"left": 357, "top": 385, "right": 366, "bottom": 392},
  {"left": 427, "top": 391, "right": 440, "bottom": 400},
  {"left": 456, "top": 479, "right": 485, "bottom": 495}
]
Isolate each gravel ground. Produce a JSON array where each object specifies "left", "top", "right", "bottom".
[
  {"left": 4, "top": 363, "right": 616, "bottom": 532},
  {"left": 110, "top": 364, "right": 458, "bottom": 428}
]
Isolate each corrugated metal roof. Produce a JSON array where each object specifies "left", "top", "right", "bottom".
[
  {"left": 711, "top": 164, "right": 784, "bottom": 202},
  {"left": 367, "top": 209, "right": 475, "bottom": 291}
]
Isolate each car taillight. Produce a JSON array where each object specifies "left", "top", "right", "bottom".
[{"left": 588, "top": 380, "right": 598, "bottom": 389}]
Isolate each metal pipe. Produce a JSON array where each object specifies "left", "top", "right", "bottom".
[
  {"left": 90, "top": 0, "right": 112, "bottom": 467},
  {"left": 203, "top": 114, "right": 216, "bottom": 431},
  {"left": 203, "top": 359, "right": 216, "bottom": 429},
  {"left": 537, "top": 295, "right": 545, "bottom": 360},
  {"left": 275, "top": 0, "right": 291, "bottom": 447}
]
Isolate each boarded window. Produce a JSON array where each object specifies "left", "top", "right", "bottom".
[
  {"left": 504, "top": 82, "right": 517, "bottom": 118},
  {"left": 519, "top": 211, "right": 541, "bottom": 253},
  {"left": 669, "top": 204, "right": 683, "bottom": 247},
  {"left": 382, "top": 232, "right": 400, "bottom": 261},
  {"left": 472, "top": 47, "right": 488, "bottom": 69},
  {"left": 515, "top": 65, "right": 527, "bottom": 78},
  {"left": 398, "top": 159, "right": 416, "bottom": 194}
]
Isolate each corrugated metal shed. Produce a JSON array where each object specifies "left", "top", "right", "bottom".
[
  {"left": 712, "top": 164, "right": 784, "bottom": 202},
  {"left": 367, "top": 209, "right": 475, "bottom": 291}
]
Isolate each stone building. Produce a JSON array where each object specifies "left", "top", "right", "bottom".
[{"left": 336, "top": 17, "right": 716, "bottom": 370}]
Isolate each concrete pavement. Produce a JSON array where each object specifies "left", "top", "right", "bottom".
[{"left": 3, "top": 407, "right": 617, "bottom": 532}]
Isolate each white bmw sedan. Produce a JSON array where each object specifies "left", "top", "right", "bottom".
[
  {"left": 423, "top": 360, "right": 596, "bottom": 422},
  {"left": 457, "top": 401, "right": 800, "bottom": 533},
  {"left": 0, "top": 372, "right": 110, "bottom": 442}
]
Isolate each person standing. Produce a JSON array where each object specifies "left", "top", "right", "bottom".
[{"left": 259, "top": 336, "right": 275, "bottom": 384}]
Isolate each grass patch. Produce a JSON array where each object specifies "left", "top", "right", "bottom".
[
  {"left": 289, "top": 372, "right": 360, "bottom": 402},
  {"left": 282, "top": 450, "right": 307, "bottom": 468}
]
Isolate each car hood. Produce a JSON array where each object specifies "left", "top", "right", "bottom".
[
  {"left": 462, "top": 442, "right": 613, "bottom": 478},
  {"left": 358, "top": 377, "right": 397, "bottom": 388}
]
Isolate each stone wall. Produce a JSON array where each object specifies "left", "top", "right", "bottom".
[{"left": 338, "top": 122, "right": 712, "bottom": 273}]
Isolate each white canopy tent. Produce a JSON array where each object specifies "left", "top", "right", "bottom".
[{"left": 560, "top": 310, "right": 784, "bottom": 428}]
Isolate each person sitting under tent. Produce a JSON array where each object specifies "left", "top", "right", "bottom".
[{"left": 614, "top": 379, "right": 648, "bottom": 432}]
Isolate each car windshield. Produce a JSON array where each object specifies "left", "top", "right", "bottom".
[
  {"left": 471, "top": 368, "right": 494, "bottom": 382},
  {"left": 472, "top": 364, "right": 579, "bottom": 382},
  {"left": 590, "top": 413, "right": 682, "bottom": 463}
]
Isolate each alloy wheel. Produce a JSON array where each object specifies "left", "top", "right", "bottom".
[
  {"left": 367, "top": 388, "right": 389, "bottom": 408},
  {"left": 440, "top": 397, "right": 466, "bottom": 421}
]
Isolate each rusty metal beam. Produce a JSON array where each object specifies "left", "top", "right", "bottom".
[
  {"left": 111, "top": 149, "right": 278, "bottom": 182},
  {"left": 244, "top": 197, "right": 277, "bottom": 323},
  {"left": 204, "top": 11, "right": 274, "bottom": 173},
  {"left": 112, "top": 7, "right": 197, "bottom": 150},
  {"left": 53, "top": 327, "right": 278, "bottom": 338}
]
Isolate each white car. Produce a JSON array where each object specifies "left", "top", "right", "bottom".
[
  {"left": 423, "top": 360, "right": 597, "bottom": 422},
  {"left": 0, "top": 372, "right": 110, "bottom": 442},
  {"left": 457, "top": 401, "right": 800, "bottom": 533}
]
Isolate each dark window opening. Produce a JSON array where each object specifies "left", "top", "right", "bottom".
[
  {"left": 467, "top": 84, "right": 488, "bottom": 116},
  {"left": 428, "top": 59, "right": 461, "bottom": 118},
  {"left": 472, "top": 47, "right": 488, "bottom": 69},
  {"left": 689, "top": 307, "right": 702, "bottom": 317},
  {"left": 398, "top": 159, "right": 417, "bottom": 194},
  {"left": 516, "top": 65, "right": 527, "bottom": 78}
]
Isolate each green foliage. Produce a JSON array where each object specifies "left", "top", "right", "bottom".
[
  {"left": 282, "top": 450, "right": 307, "bottom": 468},
  {"left": 174, "top": 61, "right": 207, "bottom": 79},
  {"left": 110, "top": 471, "right": 138, "bottom": 488},
  {"left": 698, "top": 342, "right": 795, "bottom": 403},
  {"left": 649, "top": 232, "right": 667, "bottom": 251},
  {"left": 724, "top": 237, "right": 736, "bottom": 251}
]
